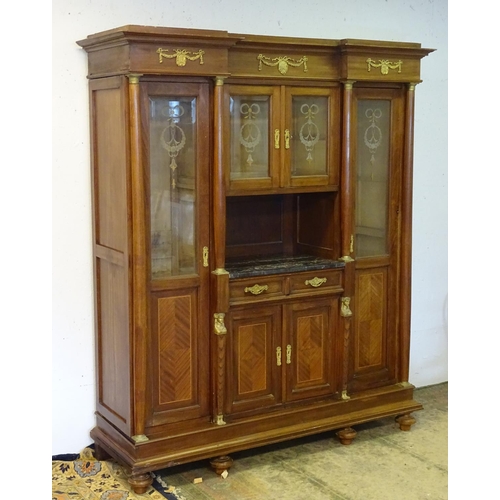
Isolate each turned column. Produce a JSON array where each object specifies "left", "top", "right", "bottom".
[
  {"left": 400, "top": 82, "right": 418, "bottom": 383},
  {"left": 339, "top": 80, "right": 356, "bottom": 400},
  {"left": 211, "top": 76, "right": 230, "bottom": 426},
  {"left": 128, "top": 73, "right": 149, "bottom": 444}
]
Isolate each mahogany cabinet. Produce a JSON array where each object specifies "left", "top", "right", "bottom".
[{"left": 77, "top": 25, "right": 433, "bottom": 493}]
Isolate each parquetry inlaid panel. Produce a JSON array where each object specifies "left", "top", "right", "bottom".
[
  {"left": 286, "top": 299, "right": 338, "bottom": 401},
  {"left": 157, "top": 294, "right": 193, "bottom": 405},
  {"left": 355, "top": 270, "right": 386, "bottom": 371},
  {"left": 227, "top": 305, "right": 281, "bottom": 414},
  {"left": 296, "top": 314, "right": 325, "bottom": 383},
  {"left": 237, "top": 323, "right": 268, "bottom": 395}
]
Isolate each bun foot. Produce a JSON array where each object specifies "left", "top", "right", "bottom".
[
  {"left": 336, "top": 427, "right": 357, "bottom": 445},
  {"left": 396, "top": 414, "right": 416, "bottom": 431},
  {"left": 210, "top": 455, "right": 233, "bottom": 475},
  {"left": 128, "top": 472, "right": 153, "bottom": 494}
]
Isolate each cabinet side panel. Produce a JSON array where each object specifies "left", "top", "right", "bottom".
[
  {"left": 296, "top": 192, "right": 336, "bottom": 258},
  {"left": 93, "top": 85, "right": 128, "bottom": 251},
  {"left": 96, "top": 259, "right": 131, "bottom": 431},
  {"left": 90, "top": 77, "right": 131, "bottom": 435}
]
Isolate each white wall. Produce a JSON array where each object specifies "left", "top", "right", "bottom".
[{"left": 52, "top": 0, "right": 448, "bottom": 455}]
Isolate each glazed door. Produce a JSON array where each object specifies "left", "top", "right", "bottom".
[
  {"left": 283, "top": 86, "right": 340, "bottom": 189},
  {"left": 225, "top": 85, "right": 339, "bottom": 194},
  {"left": 284, "top": 297, "right": 341, "bottom": 402},
  {"left": 142, "top": 81, "right": 211, "bottom": 427},
  {"left": 225, "top": 85, "right": 281, "bottom": 192},
  {"left": 349, "top": 87, "right": 404, "bottom": 393}
]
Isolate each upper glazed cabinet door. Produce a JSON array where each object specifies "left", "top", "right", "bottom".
[
  {"left": 353, "top": 88, "right": 403, "bottom": 261},
  {"left": 226, "top": 85, "right": 339, "bottom": 194},
  {"left": 226, "top": 85, "right": 281, "bottom": 192},
  {"left": 283, "top": 87, "right": 340, "bottom": 189},
  {"left": 145, "top": 82, "right": 211, "bottom": 282}
]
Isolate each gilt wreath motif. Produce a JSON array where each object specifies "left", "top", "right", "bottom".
[
  {"left": 299, "top": 104, "right": 320, "bottom": 163},
  {"left": 160, "top": 104, "right": 186, "bottom": 189},
  {"left": 239, "top": 103, "right": 262, "bottom": 167},
  {"left": 363, "top": 108, "right": 382, "bottom": 166}
]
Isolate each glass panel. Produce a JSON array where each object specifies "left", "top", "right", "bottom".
[
  {"left": 230, "top": 95, "right": 270, "bottom": 180},
  {"left": 149, "top": 96, "right": 197, "bottom": 279},
  {"left": 291, "top": 96, "right": 328, "bottom": 176},
  {"left": 355, "top": 99, "right": 390, "bottom": 258}
]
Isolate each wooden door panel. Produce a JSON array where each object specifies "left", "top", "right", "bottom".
[
  {"left": 355, "top": 270, "right": 386, "bottom": 370},
  {"left": 296, "top": 313, "right": 327, "bottom": 383},
  {"left": 148, "top": 289, "right": 209, "bottom": 426},
  {"left": 349, "top": 267, "right": 396, "bottom": 391},
  {"left": 285, "top": 298, "right": 341, "bottom": 401},
  {"left": 157, "top": 294, "right": 194, "bottom": 405},
  {"left": 226, "top": 305, "right": 282, "bottom": 414}
]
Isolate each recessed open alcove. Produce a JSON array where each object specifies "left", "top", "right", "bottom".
[{"left": 225, "top": 191, "right": 340, "bottom": 267}]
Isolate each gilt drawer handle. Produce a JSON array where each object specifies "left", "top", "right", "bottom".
[
  {"left": 305, "top": 277, "right": 327, "bottom": 288},
  {"left": 244, "top": 284, "right": 269, "bottom": 295},
  {"left": 286, "top": 344, "right": 292, "bottom": 364},
  {"left": 276, "top": 347, "right": 282, "bottom": 366}
]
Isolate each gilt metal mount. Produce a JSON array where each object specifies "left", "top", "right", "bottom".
[
  {"left": 257, "top": 54, "right": 308, "bottom": 75},
  {"left": 366, "top": 58, "right": 402, "bottom": 75},
  {"left": 157, "top": 48, "right": 205, "bottom": 66}
]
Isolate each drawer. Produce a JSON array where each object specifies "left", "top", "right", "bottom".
[
  {"left": 229, "top": 276, "right": 284, "bottom": 303},
  {"left": 289, "top": 269, "right": 343, "bottom": 295}
]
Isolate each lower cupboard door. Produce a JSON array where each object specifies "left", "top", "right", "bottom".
[
  {"left": 146, "top": 288, "right": 210, "bottom": 428},
  {"left": 284, "top": 297, "right": 342, "bottom": 402},
  {"left": 225, "top": 305, "right": 283, "bottom": 415}
]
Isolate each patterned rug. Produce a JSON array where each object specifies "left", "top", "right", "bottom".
[{"left": 52, "top": 446, "right": 183, "bottom": 500}]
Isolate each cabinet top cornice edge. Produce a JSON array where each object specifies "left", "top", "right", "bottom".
[
  {"left": 76, "top": 24, "right": 243, "bottom": 49},
  {"left": 76, "top": 25, "right": 435, "bottom": 57}
]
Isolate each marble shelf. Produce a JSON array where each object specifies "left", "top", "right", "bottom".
[{"left": 225, "top": 255, "right": 345, "bottom": 279}]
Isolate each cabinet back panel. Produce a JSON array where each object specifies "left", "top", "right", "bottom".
[
  {"left": 226, "top": 193, "right": 337, "bottom": 260},
  {"left": 226, "top": 195, "right": 286, "bottom": 259}
]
